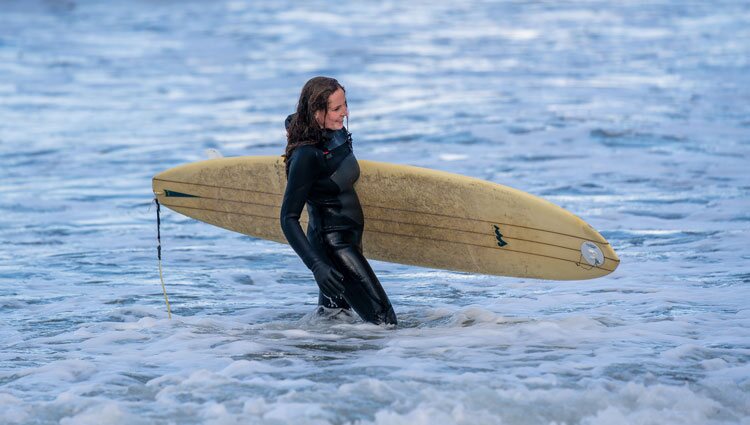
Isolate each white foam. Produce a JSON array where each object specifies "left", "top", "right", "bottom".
[
  {"left": 59, "top": 402, "right": 142, "bottom": 425},
  {"left": 0, "top": 393, "right": 29, "bottom": 424},
  {"left": 439, "top": 154, "right": 469, "bottom": 161},
  {"left": 346, "top": 382, "right": 727, "bottom": 425}
]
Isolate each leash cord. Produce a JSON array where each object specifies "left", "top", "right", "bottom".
[{"left": 155, "top": 198, "right": 172, "bottom": 319}]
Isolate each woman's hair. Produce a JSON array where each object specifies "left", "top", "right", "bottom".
[{"left": 283, "top": 76, "right": 345, "bottom": 174}]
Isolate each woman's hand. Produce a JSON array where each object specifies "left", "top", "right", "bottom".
[{"left": 311, "top": 261, "right": 345, "bottom": 296}]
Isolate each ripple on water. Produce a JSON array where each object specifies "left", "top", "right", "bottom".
[
  {"left": 620, "top": 210, "right": 689, "bottom": 220},
  {"left": 590, "top": 128, "right": 687, "bottom": 148}
]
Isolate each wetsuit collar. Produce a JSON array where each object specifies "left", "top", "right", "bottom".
[{"left": 322, "top": 128, "right": 350, "bottom": 151}]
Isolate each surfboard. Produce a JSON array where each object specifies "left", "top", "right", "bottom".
[{"left": 152, "top": 156, "right": 619, "bottom": 280}]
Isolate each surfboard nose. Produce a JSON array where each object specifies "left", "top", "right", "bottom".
[
  {"left": 570, "top": 221, "right": 619, "bottom": 278},
  {"left": 588, "top": 233, "right": 619, "bottom": 275},
  {"left": 601, "top": 241, "right": 620, "bottom": 272}
]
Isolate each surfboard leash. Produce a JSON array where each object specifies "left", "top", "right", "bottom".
[{"left": 154, "top": 197, "right": 172, "bottom": 319}]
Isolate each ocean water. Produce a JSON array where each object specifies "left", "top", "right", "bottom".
[{"left": 1, "top": 1, "right": 749, "bottom": 424}]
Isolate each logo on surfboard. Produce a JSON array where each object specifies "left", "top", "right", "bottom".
[
  {"left": 493, "top": 225, "right": 508, "bottom": 247},
  {"left": 163, "top": 189, "right": 198, "bottom": 198}
]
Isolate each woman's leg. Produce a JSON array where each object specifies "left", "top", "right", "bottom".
[
  {"left": 307, "top": 227, "right": 351, "bottom": 309},
  {"left": 323, "top": 231, "right": 397, "bottom": 325}
]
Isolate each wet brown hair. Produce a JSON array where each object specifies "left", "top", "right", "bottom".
[{"left": 283, "top": 76, "right": 345, "bottom": 174}]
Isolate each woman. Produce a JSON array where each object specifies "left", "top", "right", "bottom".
[{"left": 280, "top": 76, "right": 397, "bottom": 326}]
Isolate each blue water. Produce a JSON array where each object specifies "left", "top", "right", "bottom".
[{"left": 1, "top": 1, "right": 749, "bottom": 424}]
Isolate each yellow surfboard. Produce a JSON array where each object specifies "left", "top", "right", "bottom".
[{"left": 152, "top": 156, "right": 619, "bottom": 280}]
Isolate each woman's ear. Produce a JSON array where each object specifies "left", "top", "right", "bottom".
[{"left": 314, "top": 110, "right": 324, "bottom": 128}]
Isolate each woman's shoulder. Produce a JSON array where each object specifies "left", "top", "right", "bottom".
[
  {"left": 289, "top": 144, "right": 324, "bottom": 165},
  {"left": 293, "top": 144, "right": 322, "bottom": 156}
]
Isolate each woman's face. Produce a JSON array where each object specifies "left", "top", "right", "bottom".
[{"left": 315, "top": 88, "right": 348, "bottom": 130}]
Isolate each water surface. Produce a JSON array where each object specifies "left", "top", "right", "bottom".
[{"left": 1, "top": 1, "right": 749, "bottom": 424}]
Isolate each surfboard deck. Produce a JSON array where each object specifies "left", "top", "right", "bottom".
[{"left": 152, "top": 156, "right": 619, "bottom": 280}]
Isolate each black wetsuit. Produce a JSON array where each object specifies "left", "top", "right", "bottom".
[{"left": 280, "top": 119, "right": 397, "bottom": 325}]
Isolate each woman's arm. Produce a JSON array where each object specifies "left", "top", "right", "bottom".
[
  {"left": 280, "top": 146, "right": 323, "bottom": 269},
  {"left": 280, "top": 146, "right": 345, "bottom": 295}
]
